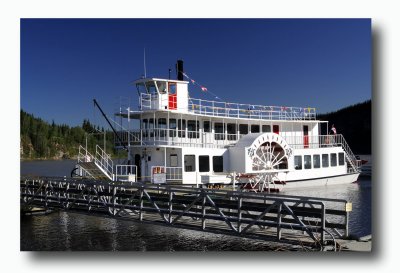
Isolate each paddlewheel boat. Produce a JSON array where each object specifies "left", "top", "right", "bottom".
[{"left": 74, "top": 60, "right": 362, "bottom": 192}]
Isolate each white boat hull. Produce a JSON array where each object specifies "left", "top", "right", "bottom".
[{"left": 283, "top": 173, "right": 360, "bottom": 189}]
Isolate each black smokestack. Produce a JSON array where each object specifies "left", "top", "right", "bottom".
[{"left": 177, "top": 60, "right": 184, "bottom": 81}]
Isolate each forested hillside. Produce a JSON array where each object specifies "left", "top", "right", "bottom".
[
  {"left": 318, "top": 100, "right": 371, "bottom": 155},
  {"left": 20, "top": 110, "right": 117, "bottom": 159}
]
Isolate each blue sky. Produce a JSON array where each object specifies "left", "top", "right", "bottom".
[{"left": 21, "top": 19, "right": 371, "bottom": 127}]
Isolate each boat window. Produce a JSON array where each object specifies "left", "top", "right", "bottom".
[
  {"left": 188, "top": 120, "right": 199, "bottom": 139},
  {"left": 273, "top": 125, "right": 280, "bottom": 134},
  {"left": 143, "top": 119, "right": 148, "bottom": 129},
  {"left": 184, "top": 155, "right": 195, "bottom": 172},
  {"left": 170, "top": 154, "right": 178, "bottom": 167},
  {"left": 203, "top": 120, "right": 211, "bottom": 133},
  {"left": 304, "top": 155, "right": 312, "bottom": 169},
  {"left": 227, "top": 123, "right": 237, "bottom": 140},
  {"left": 294, "top": 156, "right": 302, "bottom": 170},
  {"left": 330, "top": 153, "right": 337, "bottom": 167},
  {"left": 213, "top": 156, "right": 224, "bottom": 173},
  {"left": 158, "top": 118, "right": 167, "bottom": 137},
  {"left": 251, "top": 125, "right": 260, "bottom": 133},
  {"left": 156, "top": 81, "right": 167, "bottom": 94},
  {"left": 214, "top": 123, "right": 225, "bottom": 140},
  {"left": 313, "top": 155, "right": 321, "bottom": 168},
  {"left": 145, "top": 81, "right": 157, "bottom": 95},
  {"left": 239, "top": 124, "right": 248, "bottom": 135},
  {"left": 169, "top": 119, "right": 176, "bottom": 137},
  {"left": 199, "top": 155, "right": 210, "bottom": 172},
  {"left": 178, "top": 119, "right": 186, "bottom": 138},
  {"left": 322, "top": 154, "right": 329, "bottom": 167},
  {"left": 262, "top": 125, "right": 271, "bottom": 133},
  {"left": 338, "top": 152, "right": 345, "bottom": 166},
  {"left": 143, "top": 119, "right": 148, "bottom": 137},
  {"left": 149, "top": 118, "right": 154, "bottom": 137},
  {"left": 168, "top": 82, "right": 177, "bottom": 94},
  {"left": 136, "top": 83, "right": 147, "bottom": 94}
]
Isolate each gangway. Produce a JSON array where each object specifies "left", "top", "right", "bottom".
[{"left": 76, "top": 145, "right": 137, "bottom": 182}]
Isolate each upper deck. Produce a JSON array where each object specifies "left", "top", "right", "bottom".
[
  {"left": 129, "top": 77, "right": 316, "bottom": 121},
  {"left": 140, "top": 93, "right": 317, "bottom": 121}
]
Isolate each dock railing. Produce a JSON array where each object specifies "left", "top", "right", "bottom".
[{"left": 20, "top": 177, "right": 352, "bottom": 250}]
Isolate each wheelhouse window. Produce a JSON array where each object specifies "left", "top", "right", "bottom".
[
  {"left": 313, "top": 155, "right": 321, "bottom": 168},
  {"left": 322, "top": 154, "right": 329, "bottom": 167},
  {"left": 338, "top": 152, "right": 345, "bottom": 166},
  {"left": 330, "top": 153, "right": 337, "bottom": 167},
  {"left": 156, "top": 81, "right": 167, "bottom": 94},
  {"left": 184, "top": 155, "right": 195, "bottom": 172},
  {"left": 178, "top": 119, "right": 186, "bottom": 138},
  {"left": 169, "top": 119, "right": 176, "bottom": 137},
  {"left": 214, "top": 123, "right": 225, "bottom": 140},
  {"left": 227, "top": 123, "right": 237, "bottom": 140},
  {"left": 213, "top": 156, "right": 224, "bottom": 173},
  {"left": 262, "top": 125, "right": 271, "bottom": 133},
  {"left": 203, "top": 121, "right": 211, "bottom": 133},
  {"left": 199, "top": 155, "right": 210, "bottom": 172},
  {"left": 187, "top": 120, "right": 199, "bottom": 139},
  {"left": 304, "top": 155, "right": 312, "bottom": 169},
  {"left": 145, "top": 81, "right": 157, "bottom": 95},
  {"left": 251, "top": 124, "right": 260, "bottom": 133},
  {"left": 239, "top": 124, "right": 248, "bottom": 135},
  {"left": 294, "top": 156, "right": 302, "bottom": 170}
]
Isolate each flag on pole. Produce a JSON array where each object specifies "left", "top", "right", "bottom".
[{"left": 201, "top": 86, "right": 207, "bottom": 92}]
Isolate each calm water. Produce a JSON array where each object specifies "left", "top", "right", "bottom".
[{"left": 20, "top": 159, "right": 372, "bottom": 251}]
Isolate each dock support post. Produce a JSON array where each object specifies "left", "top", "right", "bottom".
[
  {"left": 112, "top": 185, "right": 117, "bottom": 216},
  {"left": 321, "top": 203, "right": 326, "bottom": 245},
  {"left": 345, "top": 211, "right": 349, "bottom": 238},
  {"left": 168, "top": 190, "right": 173, "bottom": 224},
  {"left": 139, "top": 187, "right": 144, "bottom": 221},
  {"left": 277, "top": 202, "right": 282, "bottom": 240},
  {"left": 202, "top": 192, "right": 206, "bottom": 230},
  {"left": 238, "top": 197, "right": 242, "bottom": 233}
]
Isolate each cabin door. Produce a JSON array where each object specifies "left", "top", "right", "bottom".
[
  {"left": 168, "top": 82, "right": 177, "bottom": 110},
  {"left": 134, "top": 154, "right": 141, "bottom": 180},
  {"left": 273, "top": 125, "right": 279, "bottom": 134},
  {"left": 303, "top": 125, "right": 309, "bottom": 148}
]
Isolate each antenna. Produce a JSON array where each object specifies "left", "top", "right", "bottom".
[{"left": 143, "top": 47, "right": 147, "bottom": 78}]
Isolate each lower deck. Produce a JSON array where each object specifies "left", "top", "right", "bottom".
[{"left": 129, "top": 144, "right": 358, "bottom": 187}]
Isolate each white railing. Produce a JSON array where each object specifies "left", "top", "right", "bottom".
[
  {"left": 78, "top": 145, "right": 95, "bottom": 164},
  {"left": 95, "top": 145, "right": 114, "bottom": 180},
  {"left": 115, "top": 164, "right": 137, "bottom": 182},
  {"left": 165, "top": 167, "right": 183, "bottom": 181},
  {"left": 77, "top": 145, "right": 96, "bottom": 178},
  {"left": 151, "top": 166, "right": 183, "bottom": 183},
  {"left": 139, "top": 93, "right": 316, "bottom": 121}
]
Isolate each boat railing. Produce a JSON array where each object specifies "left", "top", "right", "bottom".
[
  {"left": 151, "top": 166, "right": 183, "bottom": 183},
  {"left": 115, "top": 128, "right": 241, "bottom": 148},
  {"left": 114, "top": 164, "right": 137, "bottom": 183},
  {"left": 139, "top": 93, "right": 316, "bottom": 121},
  {"left": 188, "top": 98, "right": 316, "bottom": 121},
  {"left": 95, "top": 145, "right": 114, "bottom": 179}
]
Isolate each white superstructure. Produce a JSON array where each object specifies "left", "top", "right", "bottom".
[{"left": 77, "top": 60, "right": 361, "bottom": 192}]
